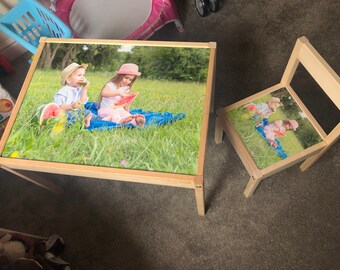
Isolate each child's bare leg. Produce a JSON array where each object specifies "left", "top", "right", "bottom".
[
  {"left": 84, "top": 113, "right": 92, "bottom": 128},
  {"left": 119, "top": 115, "right": 135, "bottom": 124},
  {"left": 135, "top": 114, "right": 145, "bottom": 127}
]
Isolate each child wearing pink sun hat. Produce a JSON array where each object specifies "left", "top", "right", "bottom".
[
  {"left": 116, "top": 63, "right": 141, "bottom": 76},
  {"left": 97, "top": 63, "right": 145, "bottom": 127},
  {"left": 262, "top": 119, "right": 299, "bottom": 148}
]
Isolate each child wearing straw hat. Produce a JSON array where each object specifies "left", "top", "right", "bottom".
[
  {"left": 98, "top": 63, "right": 145, "bottom": 127},
  {"left": 54, "top": 62, "right": 95, "bottom": 128},
  {"left": 243, "top": 96, "right": 283, "bottom": 119}
]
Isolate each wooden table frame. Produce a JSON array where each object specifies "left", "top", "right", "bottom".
[
  {"left": 215, "top": 36, "right": 339, "bottom": 197},
  {"left": 0, "top": 38, "right": 217, "bottom": 216}
]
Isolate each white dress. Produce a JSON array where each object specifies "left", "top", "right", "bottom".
[{"left": 98, "top": 82, "right": 135, "bottom": 124}]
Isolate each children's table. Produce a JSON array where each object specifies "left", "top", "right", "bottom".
[{"left": 0, "top": 38, "right": 216, "bottom": 216}]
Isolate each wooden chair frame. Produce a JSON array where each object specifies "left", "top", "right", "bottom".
[{"left": 215, "top": 36, "right": 340, "bottom": 197}]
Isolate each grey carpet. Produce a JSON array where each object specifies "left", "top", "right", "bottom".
[{"left": 1, "top": 0, "right": 339, "bottom": 269}]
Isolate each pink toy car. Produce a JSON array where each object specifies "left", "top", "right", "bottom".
[{"left": 51, "top": 0, "right": 184, "bottom": 39}]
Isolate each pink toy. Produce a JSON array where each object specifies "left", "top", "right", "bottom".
[{"left": 52, "top": 0, "right": 184, "bottom": 39}]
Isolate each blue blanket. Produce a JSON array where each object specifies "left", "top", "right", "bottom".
[{"left": 84, "top": 102, "right": 186, "bottom": 131}]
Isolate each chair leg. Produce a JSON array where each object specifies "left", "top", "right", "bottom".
[
  {"left": 244, "top": 175, "right": 263, "bottom": 198},
  {"left": 300, "top": 146, "right": 333, "bottom": 171},
  {"left": 215, "top": 114, "right": 223, "bottom": 144}
]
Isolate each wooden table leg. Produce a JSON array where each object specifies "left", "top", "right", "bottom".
[
  {"left": 1, "top": 165, "right": 63, "bottom": 194},
  {"left": 194, "top": 176, "right": 205, "bottom": 216}
]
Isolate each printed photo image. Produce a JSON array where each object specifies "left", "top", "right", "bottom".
[
  {"left": 1, "top": 42, "right": 211, "bottom": 175},
  {"left": 226, "top": 88, "right": 323, "bottom": 169}
]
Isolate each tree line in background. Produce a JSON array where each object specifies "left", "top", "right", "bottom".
[{"left": 38, "top": 43, "right": 210, "bottom": 82}]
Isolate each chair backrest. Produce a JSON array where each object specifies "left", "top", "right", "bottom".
[
  {"left": 281, "top": 36, "right": 340, "bottom": 110},
  {"left": 0, "top": 0, "right": 73, "bottom": 54}
]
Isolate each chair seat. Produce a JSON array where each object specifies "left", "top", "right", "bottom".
[{"left": 224, "top": 86, "right": 324, "bottom": 170}]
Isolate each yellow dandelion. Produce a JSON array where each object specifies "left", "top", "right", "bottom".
[
  {"left": 10, "top": 151, "right": 20, "bottom": 158},
  {"left": 51, "top": 123, "right": 64, "bottom": 137},
  {"left": 242, "top": 113, "right": 252, "bottom": 119}
]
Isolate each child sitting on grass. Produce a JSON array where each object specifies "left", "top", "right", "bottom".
[
  {"left": 243, "top": 96, "right": 283, "bottom": 119},
  {"left": 257, "top": 119, "right": 299, "bottom": 149},
  {"left": 98, "top": 63, "right": 145, "bottom": 127},
  {"left": 54, "top": 62, "right": 96, "bottom": 128}
]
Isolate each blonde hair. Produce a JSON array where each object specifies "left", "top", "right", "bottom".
[
  {"left": 268, "top": 97, "right": 283, "bottom": 112},
  {"left": 97, "top": 74, "right": 137, "bottom": 106}
]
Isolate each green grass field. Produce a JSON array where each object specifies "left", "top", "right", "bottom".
[{"left": 2, "top": 69, "right": 207, "bottom": 175}]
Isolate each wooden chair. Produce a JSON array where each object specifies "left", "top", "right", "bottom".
[{"left": 215, "top": 36, "right": 340, "bottom": 197}]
